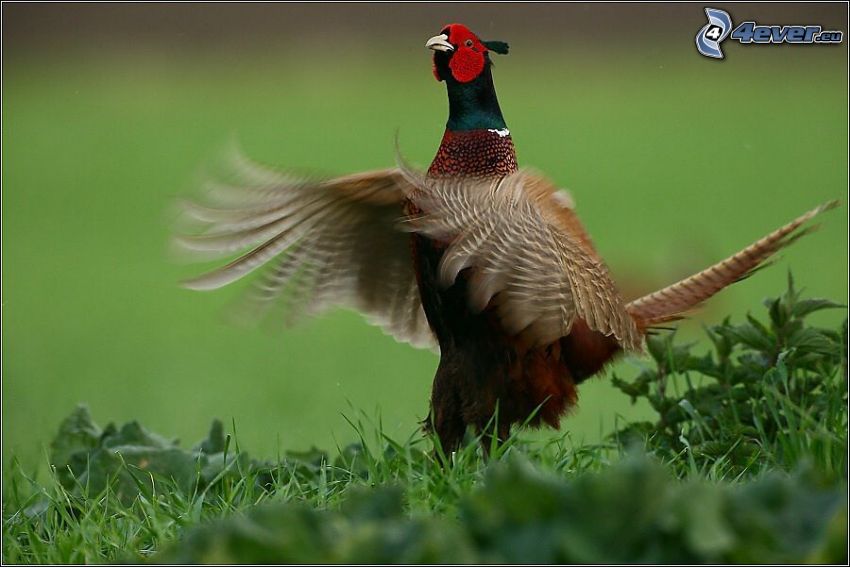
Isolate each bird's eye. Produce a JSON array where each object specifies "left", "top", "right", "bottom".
[{"left": 464, "top": 39, "right": 474, "bottom": 48}]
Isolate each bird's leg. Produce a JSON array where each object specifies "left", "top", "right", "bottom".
[
  {"left": 476, "top": 418, "right": 510, "bottom": 458},
  {"left": 422, "top": 410, "right": 464, "bottom": 465},
  {"left": 425, "top": 360, "right": 467, "bottom": 462}
]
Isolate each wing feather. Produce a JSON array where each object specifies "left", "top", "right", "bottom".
[
  {"left": 405, "top": 169, "right": 642, "bottom": 351},
  {"left": 174, "top": 149, "right": 436, "bottom": 351}
]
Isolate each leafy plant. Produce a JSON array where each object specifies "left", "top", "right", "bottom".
[
  {"left": 612, "top": 273, "right": 847, "bottom": 478},
  {"left": 156, "top": 455, "right": 847, "bottom": 564}
]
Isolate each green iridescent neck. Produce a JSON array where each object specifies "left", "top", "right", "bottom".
[{"left": 444, "top": 64, "right": 508, "bottom": 132}]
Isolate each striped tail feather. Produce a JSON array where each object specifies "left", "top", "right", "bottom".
[{"left": 626, "top": 201, "right": 839, "bottom": 329}]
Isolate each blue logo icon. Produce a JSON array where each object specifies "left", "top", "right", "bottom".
[
  {"left": 696, "top": 7, "right": 844, "bottom": 59},
  {"left": 696, "top": 8, "right": 733, "bottom": 59}
]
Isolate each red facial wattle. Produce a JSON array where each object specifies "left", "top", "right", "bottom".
[{"left": 448, "top": 45, "right": 485, "bottom": 83}]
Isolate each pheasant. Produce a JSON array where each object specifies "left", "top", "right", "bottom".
[{"left": 175, "top": 23, "right": 836, "bottom": 454}]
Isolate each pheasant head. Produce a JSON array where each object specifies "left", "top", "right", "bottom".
[
  {"left": 427, "top": 23, "right": 508, "bottom": 83},
  {"left": 426, "top": 24, "right": 510, "bottom": 132}
]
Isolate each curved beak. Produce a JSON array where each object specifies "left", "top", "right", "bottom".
[{"left": 425, "top": 34, "right": 454, "bottom": 52}]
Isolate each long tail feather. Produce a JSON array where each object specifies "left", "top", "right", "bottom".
[{"left": 627, "top": 201, "right": 839, "bottom": 329}]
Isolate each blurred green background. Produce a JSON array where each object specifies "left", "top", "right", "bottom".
[{"left": 3, "top": 4, "right": 847, "bottom": 470}]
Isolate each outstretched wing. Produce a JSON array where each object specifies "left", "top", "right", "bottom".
[
  {"left": 401, "top": 168, "right": 642, "bottom": 351},
  {"left": 174, "top": 150, "right": 436, "bottom": 351}
]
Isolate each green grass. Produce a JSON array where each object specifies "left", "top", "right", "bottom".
[
  {"left": 5, "top": 435, "right": 846, "bottom": 563},
  {"left": 3, "top": 44, "right": 847, "bottom": 472},
  {"left": 3, "top": 281, "right": 847, "bottom": 563}
]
